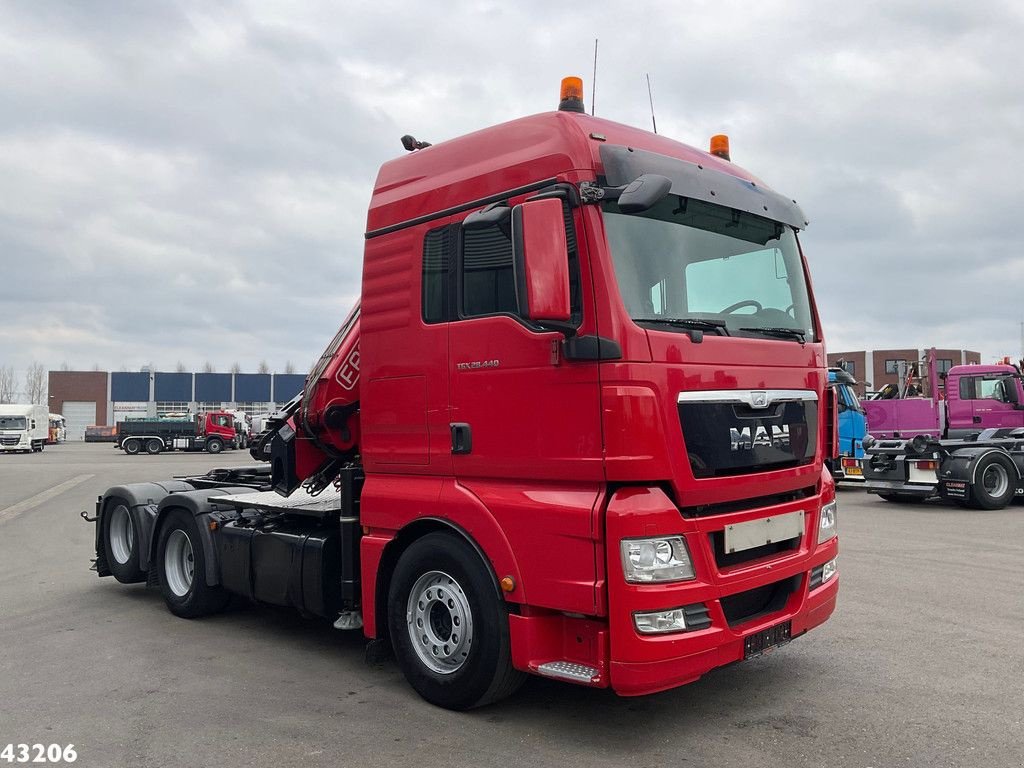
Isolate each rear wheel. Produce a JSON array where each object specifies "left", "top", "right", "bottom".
[
  {"left": 123, "top": 438, "right": 141, "bottom": 455},
  {"left": 145, "top": 438, "right": 162, "bottom": 455},
  {"left": 156, "top": 509, "right": 229, "bottom": 618},
  {"left": 206, "top": 438, "right": 224, "bottom": 454},
  {"left": 969, "top": 453, "right": 1017, "bottom": 510},
  {"left": 103, "top": 496, "right": 145, "bottom": 583},
  {"left": 388, "top": 532, "right": 524, "bottom": 710}
]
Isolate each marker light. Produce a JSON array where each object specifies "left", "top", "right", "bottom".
[
  {"left": 710, "top": 134, "right": 731, "bottom": 161},
  {"left": 558, "top": 76, "right": 586, "bottom": 113}
]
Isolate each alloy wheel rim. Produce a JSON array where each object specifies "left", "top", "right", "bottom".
[
  {"left": 164, "top": 529, "right": 195, "bottom": 597},
  {"left": 406, "top": 570, "right": 474, "bottom": 675}
]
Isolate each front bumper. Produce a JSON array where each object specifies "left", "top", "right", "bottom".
[{"left": 604, "top": 485, "right": 839, "bottom": 696}]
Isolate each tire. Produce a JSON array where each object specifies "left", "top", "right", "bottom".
[
  {"left": 877, "top": 493, "right": 926, "bottom": 504},
  {"left": 969, "top": 453, "right": 1017, "bottom": 510},
  {"left": 387, "top": 532, "right": 525, "bottom": 710},
  {"left": 206, "top": 438, "right": 224, "bottom": 455},
  {"left": 123, "top": 438, "right": 141, "bottom": 455},
  {"left": 156, "top": 509, "right": 229, "bottom": 618},
  {"left": 145, "top": 438, "right": 163, "bottom": 455},
  {"left": 102, "top": 496, "right": 146, "bottom": 583}
]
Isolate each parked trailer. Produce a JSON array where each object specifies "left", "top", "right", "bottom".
[
  {"left": 861, "top": 430, "right": 1024, "bottom": 508},
  {"left": 117, "top": 412, "right": 237, "bottom": 455},
  {"left": 85, "top": 77, "right": 840, "bottom": 710}
]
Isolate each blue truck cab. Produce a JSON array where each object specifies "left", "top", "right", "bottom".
[{"left": 829, "top": 367, "right": 867, "bottom": 482}]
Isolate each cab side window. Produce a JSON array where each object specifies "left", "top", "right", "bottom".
[
  {"left": 461, "top": 224, "right": 517, "bottom": 318},
  {"left": 458, "top": 199, "right": 581, "bottom": 324},
  {"left": 422, "top": 226, "right": 451, "bottom": 324}
]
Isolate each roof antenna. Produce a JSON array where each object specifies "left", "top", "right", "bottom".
[
  {"left": 646, "top": 73, "right": 658, "bottom": 134},
  {"left": 591, "top": 39, "right": 598, "bottom": 116}
]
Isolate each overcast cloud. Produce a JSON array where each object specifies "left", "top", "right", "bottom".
[{"left": 1, "top": 0, "right": 1022, "bottom": 380}]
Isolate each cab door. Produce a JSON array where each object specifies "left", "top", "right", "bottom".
[
  {"left": 969, "top": 374, "right": 1024, "bottom": 431},
  {"left": 446, "top": 197, "right": 603, "bottom": 614}
]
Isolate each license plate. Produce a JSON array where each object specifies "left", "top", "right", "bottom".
[
  {"left": 744, "top": 620, "right": 792, "bottom": 659},
  {"left": 844, "top": 466, "right": 863, "bottom": 476},
  {"left": 724, "top": 510, "right": 804, "bottom": 554}
]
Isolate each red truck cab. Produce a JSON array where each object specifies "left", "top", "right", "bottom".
[
  {"left": 91, "top": 80, "right": 838, "bottom": 710},
  {"left": 316, "top": 86, "right": 839, "bottom": 701}
]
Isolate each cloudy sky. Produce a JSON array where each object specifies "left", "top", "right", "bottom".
[{"left": 1, "top": 0, "right": 1022, "bottom": 380}]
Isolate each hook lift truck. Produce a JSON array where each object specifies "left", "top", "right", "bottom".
[
  {"left": 83, "top": 77, "right": 840, "bottom": 709},
  {"left": 861, "top": 352, "right": 1024, "bottom": 507}
]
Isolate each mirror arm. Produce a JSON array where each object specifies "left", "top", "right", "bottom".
[{"left": 537, "top": 320, "right": 577, "bottom": 339}]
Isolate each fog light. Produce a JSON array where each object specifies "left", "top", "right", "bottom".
[
  {"left": 634, "top": 608, "right": 688, "bottom": 634},
  {"left": 822, "top": 558, "right": 837, "bottom": 583}
]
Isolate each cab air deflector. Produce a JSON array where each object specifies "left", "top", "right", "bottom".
[{"left": 599, "top": 145, "right": 808, "bottom": 230}]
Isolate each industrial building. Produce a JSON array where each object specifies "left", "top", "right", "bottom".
[
  {"left": 826, "top": 348, "right": 982, "bottom": 396},
  {"left": 48, "top": 370, "right": 306, "bottom": 441}
]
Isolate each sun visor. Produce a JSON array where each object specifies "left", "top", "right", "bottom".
[{"left": 600, "top": 145, "right": 808, "bottom": 229}]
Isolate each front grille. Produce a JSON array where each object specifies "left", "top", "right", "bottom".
[
  {"left": 0, "top": 436, "right": 20, "bottom": 446},
  {"left": 678, "top": 395, "right": 817, "bottom": 479},
  {"left": 720, "top": 575, "right": 799, "bottom": 627},
  {"left": 709, "top": 531, "right": 799, "bottom": 569},
  {"left": 679, "top": 485, "right": 815, "bottom": 518}
]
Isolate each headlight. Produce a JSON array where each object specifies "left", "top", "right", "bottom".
[
  {"left": 620, "top": 536, "right": 695, "bottom": 583},
  {"left": 818, "top": 500, "right": 838, "bottom": 544}
]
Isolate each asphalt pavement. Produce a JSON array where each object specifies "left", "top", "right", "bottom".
[{"left": 1, "top": 444, "right": 1021, "bottom": 768}]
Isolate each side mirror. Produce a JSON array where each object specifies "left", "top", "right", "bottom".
[
  {"left": 617, "top": 173, "right": 672, "bottom": 214},
  {"left": 511, "top": 199, "right": 571, "bottom": 324}
]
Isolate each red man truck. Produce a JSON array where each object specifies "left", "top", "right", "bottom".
[{"left": 84, "top": 78, "right": 839, "bottom": 709}]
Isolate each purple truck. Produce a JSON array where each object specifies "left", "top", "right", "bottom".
[
  {"left": 861, "top": 354, "right": 1024, "bottom": 508},
  {"left": 864, "top": 359, "right": 1024, "bottom": 440}
]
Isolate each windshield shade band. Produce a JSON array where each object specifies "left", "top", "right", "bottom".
[{"left": 600, "top": 145, "right": 808, "bottom": 230}]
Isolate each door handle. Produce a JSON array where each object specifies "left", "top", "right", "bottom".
[{"left": 450, "top": 423, "right": 472, "bottom": 455}]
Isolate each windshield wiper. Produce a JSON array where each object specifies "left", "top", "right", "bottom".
[
  {"left": 633, "top": 317, "right": 730, "bottom": 336},
  {"left": 739, "top": 326, "right": 806, "bottom": 343}
]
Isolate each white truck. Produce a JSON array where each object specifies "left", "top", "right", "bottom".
[{"left": 0, "top": 404, "right": 50, "bottom": 453}]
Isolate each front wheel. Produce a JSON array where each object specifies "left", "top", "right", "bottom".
[
  {"left": 205, "top": 438, "right": 224, "bottom": 454},
  {"left": 388, "top": 532, "right": 524, "bottom": 710},
  {"left": 156, "top": 509, "right": 229, "bottom": 618}
]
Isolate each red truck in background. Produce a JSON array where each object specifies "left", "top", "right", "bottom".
[
  {"left": 116, "top": 411, "right": 237, "bottom": 455},
  {"left": 862, "top": 352, "right": 1024, "bottom": 507},
  {"left": 86, "top": 78, "right": 839, "bottom": 710}
]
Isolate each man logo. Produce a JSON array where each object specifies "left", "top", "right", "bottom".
[{"left": 751, "top": 391, "right": 769, "bottom": 408}]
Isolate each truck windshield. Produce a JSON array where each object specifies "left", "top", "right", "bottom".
[
  {"left": 603, "top": 195, "right": 816, "bottom": 341},
  {"left": 0, "top": 416, "right": 27, "bottom": 429},
  {"left": 837, "top": 383, "right": 865, "bottom": 413}
]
